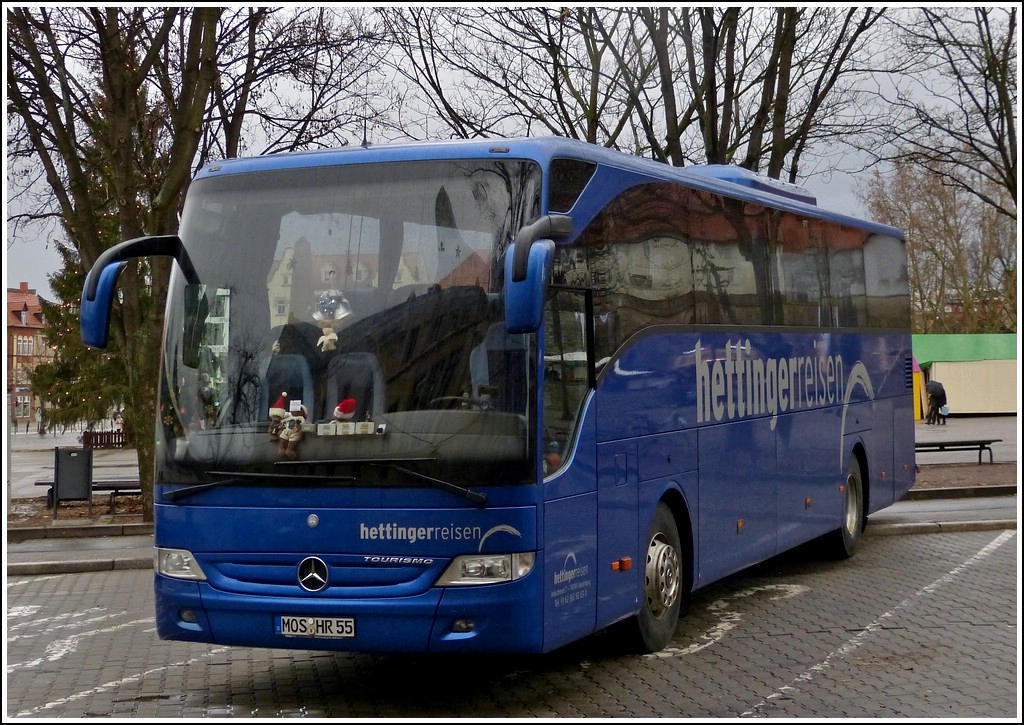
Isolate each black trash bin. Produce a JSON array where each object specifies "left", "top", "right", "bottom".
[{"left": 52, "top": 447, "right": 93, "bottom": 517}]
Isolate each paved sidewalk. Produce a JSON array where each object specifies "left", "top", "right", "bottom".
[
  {"left": 912, "top": 414, "right": 1017, "bottom": 466},
  {"left": 6, "top": 427, "right": 140, "bottom": 505},
  {"left": 6, "top": 425, "right": 110, "bottom": 452}
]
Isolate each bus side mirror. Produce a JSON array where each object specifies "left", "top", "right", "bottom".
[
  {"left": 504, "top": 240, "right": 554, "bottom": 334},
  {"left": 504, "top": 214, "right": 572, "bottom": 334},
  {"left": 81, "top": 261, "right": 128, "bottom": 349},
  {"left": 80, "top": 234, "right": 194, "bottom": 349}
]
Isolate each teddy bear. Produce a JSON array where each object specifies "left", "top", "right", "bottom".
[
  {"left": 268, "top": 392, "right": 288, "bottom": 442},
  {"left": 278, "top": 402, "right": 309, "bottom": 460}
]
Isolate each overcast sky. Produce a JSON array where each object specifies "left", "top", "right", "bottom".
[
  {"left": 4, "top": 177, "right": 65, "bottom": 299},
  {"left": 5, "top": 234, "right": 63, "bottom": 299}
]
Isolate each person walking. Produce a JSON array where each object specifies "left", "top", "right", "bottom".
[{"left": 925, "top": 379, "right": 947, "bottom": 425}]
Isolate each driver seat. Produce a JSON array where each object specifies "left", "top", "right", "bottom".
[
  {"left": 469, "top": 323, "right": 527, "bottom": 413},
  {"left": 259, "top": 353, "right": 315, "bottom": 421},
  {"left": 321, "top": 352, "right": 385, "bottom": 422}
]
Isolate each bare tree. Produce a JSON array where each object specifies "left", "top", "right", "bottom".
[
  {"left": 7, "top": 7, "right": 382, "bottom": 520},
  {"left": 378, "top": 7, "right": 894, "bottom": 185},
  {"left": 878, "top": 7, "right": 1017, "bottom": 221},
  {"left": 618, "top": 8, "right": 891, "bottom": 180},
  {"left": 861, "top": 161, "right": 1016, "bottom": 334},
  {"left": 7, "top": 7, "right": 221, "bottom": 519},
  {"left": 377, "top": 7, "right": 652, "bottom": 146},
  {"left": 205, "top": 8, "right": 391, "bottom": 162}
]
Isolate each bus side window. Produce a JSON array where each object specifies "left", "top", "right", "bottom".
[{"left": 542, "top": 288, "right": 589, "bottom": 475}]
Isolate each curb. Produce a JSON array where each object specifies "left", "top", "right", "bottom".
[
  {"left": 866, "top": 519, "right": 1018, "bottom": 537},
  {"left": 7, "top": 557, "right": 153, "bottom": 577},
  {"left": 7, "top": 522, "right": 153, "bottom": 543},
  {"left": 901, "top": 485, "right": 1017, "bottom": 501}
]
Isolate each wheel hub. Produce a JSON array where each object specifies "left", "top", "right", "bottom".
[
  {"left": 644, "top": 534, "right": 680, "bottom": 618},
  {"left": 844, "top": 471, "right": 861, "bottom": 534}
]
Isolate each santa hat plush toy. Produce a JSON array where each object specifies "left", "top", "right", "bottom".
[
  {"left": 269, "top": 392, "right": 288, "bottom": 420},
  {"left": 268, "top": 392, "right": 289, "bottom": 441},
  {"left": 333, "top": 398, "right": 357, "bottom": 421}
]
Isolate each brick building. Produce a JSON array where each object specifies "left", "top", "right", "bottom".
[{"left": 7, "top": 281, "right": 55, "bottom": 432}]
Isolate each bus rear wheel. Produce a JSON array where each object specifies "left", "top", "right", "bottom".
[
  {"left": 622, "top": 503, "right": 685, "bottom": 653},
  {"left": 827, "top": 456, "right": 865, "bottom": 559}
]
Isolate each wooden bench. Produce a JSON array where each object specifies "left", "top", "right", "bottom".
[
  {"left": 914, "top": 439, "right": 1002, "bottom": 464},
  {"left": 36, "top": 479, "right": 142, "bottom": 515}
]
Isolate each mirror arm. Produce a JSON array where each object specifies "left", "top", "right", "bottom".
[
  {"left": 511, "top": 215, "right": 572, "bottom": 282},
  {"left": 84, "top": 234, "right": 194, "bottom": 301}
]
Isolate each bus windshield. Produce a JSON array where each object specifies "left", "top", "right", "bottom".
[{"left": 160, "top": 158, "right": 543, "bottom": 487}]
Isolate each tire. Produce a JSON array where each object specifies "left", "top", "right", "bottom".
[
  {"left": 826, "top": 455, "right": 865, "bottom": 559},
  {"left": 621, "top": 503, "right": 686, "bottom": 653}
]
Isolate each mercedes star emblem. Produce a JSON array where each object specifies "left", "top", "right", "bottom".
[{"left": 297, "top": 556, "right": 329, "bottom": 592}]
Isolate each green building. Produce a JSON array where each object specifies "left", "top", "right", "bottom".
[{"left": 912, "top": 334, "right": 1018, "bottom": 417}]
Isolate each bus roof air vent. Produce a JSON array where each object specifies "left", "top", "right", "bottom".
[{"left": 688, "top": 164, "right": 817, "bottom": 206}]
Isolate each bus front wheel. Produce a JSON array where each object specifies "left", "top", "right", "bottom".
[{"left": 623, "top": 503, "right": 685, "bottom": 653}]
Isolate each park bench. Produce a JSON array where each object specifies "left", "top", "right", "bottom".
[
  {"left": 35, "top": 478, "right": 142, "bottom": 517},
  {"left": 914, "top": 439, "right": 1002, "bottom": 465}
]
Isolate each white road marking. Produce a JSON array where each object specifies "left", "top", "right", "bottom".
[{"left": 7, "top": 617, "right": 153, "bottom": 673}]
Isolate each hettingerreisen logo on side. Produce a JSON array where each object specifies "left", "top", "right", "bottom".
[{"left": 695, "top": 338, "right": 846, "bottom": 430}]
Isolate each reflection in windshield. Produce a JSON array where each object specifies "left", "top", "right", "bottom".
[{"left": 159, "top": 159, "right": 542, "bottom": 486}]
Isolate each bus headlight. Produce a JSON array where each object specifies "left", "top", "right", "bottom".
[
  {"left": 436, "top": 552, "right": 535, "bottom": 586},
  {"left": 155, "top": 547, "right": 207, "bottom": 581}
]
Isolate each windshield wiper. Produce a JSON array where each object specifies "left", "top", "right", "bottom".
[
  {"left": 164, "top": 470, "right": 356, "bottom": 501},
  {"left": 371, "top": 463, "right": 487, "bottom": 505},
  {"left": 163, "top": 458, "right": 486, "bottom": 505},
  {"left": 280, "top": 456, "right": 486, "bottom": 504}
]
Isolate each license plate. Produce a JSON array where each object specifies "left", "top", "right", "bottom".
[{"left": 276, "top": 615, "right": 355, "bottom": 638}]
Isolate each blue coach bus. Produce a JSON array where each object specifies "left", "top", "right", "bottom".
[{"left": 81, "top": 136, "right": 915, "bottom": 654}]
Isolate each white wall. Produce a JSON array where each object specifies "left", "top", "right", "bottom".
[{"left": 929, "top": 360, "right": 1018, "bottom": 414}]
